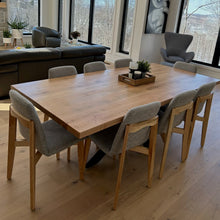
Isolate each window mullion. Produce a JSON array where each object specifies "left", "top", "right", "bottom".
[
  {"left": 212, "top": 28, "right": 220, "bottom": 67},
  {"left": 88, "top": 0, "right": 95, "bottom": 44}
]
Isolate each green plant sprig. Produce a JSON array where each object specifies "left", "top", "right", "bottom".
[
  {"left": 24, "top": 43, "right": 32, "bottom": 49},
  {"left": 7, "top": 17, "right": 28, "bottom": 29},
  {"left": 3, "top": 30, "right": 12, "bottom": 38},
  {"left": 137, "top": 60, "right": 151, "bottom": 72}
]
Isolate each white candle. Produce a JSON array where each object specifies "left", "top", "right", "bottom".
[
  {"left": 129, "top": 62, "right": 138, "bottom": 69},
  {"left": 134, "top": 71, "right": 141, "bottom": 75}
]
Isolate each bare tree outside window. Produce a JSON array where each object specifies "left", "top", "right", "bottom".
[
  {"left": 92, "top": 0, "right": 115, "bottom": 48},
  {"left": 122, "top": 0, "right": 136, "bottom": 52},
  {"left": 179, "top": 0, "right": 220, "bottom": 64},
  {"left": 70, "top": 0, "right": 90, "bottom": 42},
  {"left": 7, "top": 0, "right": 39, "bottom": 33}
]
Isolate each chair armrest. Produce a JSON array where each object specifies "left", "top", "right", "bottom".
[
  {"left": 32, "top": 29, "right": 46, "bottom": 48},
  {"left": 184, "top": 52, "right": 195, "bottom": 63},
  {"left": 160, "top": 48, "right": 168, "bottom": 61},
  {"left": 48, "top": 29, "right": 61, "bottom": 38}
]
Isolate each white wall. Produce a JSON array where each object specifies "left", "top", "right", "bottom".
[{"left": 41, "top": 0, "right": 58, "bottom": 30}]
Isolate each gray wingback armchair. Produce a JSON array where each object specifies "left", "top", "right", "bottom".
[
  {"left": 160, "top": 32, "right": 195, "bottom": 64},
  {"left": 32, "top": 27, "right": 61, "bottom": 48}
]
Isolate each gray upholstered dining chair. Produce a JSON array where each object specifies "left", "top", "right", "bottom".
[
  {"left": 174, "top": 61, "right": 197, "bottom": 73},
  {"left": 160, "top": 32, "right": 195, "bottom": 64},
  {"left": 48, "top": 65, "right": 78, "bottom": 78},
  {"left": 84, "top": 102, "right": 161, "bottom": 209},
  {"left": 45, "top": 65, "right": 78, "bottom": 161},
  {"left": 114, "top": 58, "right": 132, "bottom": 68},
  {"left": 158, "top": 90, "right": 197, "bottom": 178},
  {"left": 8, "top": 90, "right": 85, "bottom": 211},
  {"left": 187, "top": 82, "right": 216, "bottom": 156},
  {"left": 83, "top": 61, "right": 106, "bottom": 73}
]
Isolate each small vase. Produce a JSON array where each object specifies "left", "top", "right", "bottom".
[
  {"left": 3, "top": 38, "right": 11, "bottom": 44},
  {"left": 12, "top": 29, "right": 23, "bottom": 39},
  {"left": 72, "top": 38, "right": 78, "bottom": 45}
]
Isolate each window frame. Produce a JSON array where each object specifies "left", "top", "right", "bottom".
[
  {"left": 58, "top": 0, "right": 62, "bottom": 32},
  {"left": 119, "top": 0, "right": 130, "bottom": 54},
  {"left": 177, "top": 0, "right": 220, "bottom": 68},
  {"left": 22, "top": 0, "right": 40, "bottom": 35},
  {"left": 69, "top": 0, "right": 110, "bottom": 50}
]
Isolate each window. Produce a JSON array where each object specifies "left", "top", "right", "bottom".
[
  {"left": 119, "top": 0, "right": 136, "bottom": 54},
  {"left": 69, "top": 0, "right": 90, "bottom": 42},
  {"left": 69, "top": 0, "right": 115, "bottom": 48},
  {"left": 178, "top": 0, "right": 220, "bottom": 68},
  {"left": 58, "top": 0, "right": 63, "bottom": 33},
  {"left": 92, "top": 0, "right": 115, "bottom": 48},
  {"left": 7, "top": 0, "right": 40, "bottom": 34}
]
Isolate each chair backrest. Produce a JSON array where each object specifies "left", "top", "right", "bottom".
[
  {"left": 194, "top": 82, "right": 216, "bottom": 114},
  {"left": 174, "top": 61, "right": 197, "bottom": 73},
  {"left": 165, "top": 32, "right": 193, "bottom": 57},
  {"left": 109, "top": 102, "right": 161, "bottom": 155},
  {"left": 83, "top": 61, "right": 106, "bottom": 73},
  {"left": 35, "top": 26, "right": 60, "bottom": 38},
  {"left": 48, "top": 66, "right": 78, "bottom": 79},
  {"left": 114, "top": 59, "right": 132, "bottom": 68},
  {"left": 158, "top": 90, "right": 197, "bottom": 134},
  {"left": 9, "top": 90, "right": 48, "bottom": 155}
]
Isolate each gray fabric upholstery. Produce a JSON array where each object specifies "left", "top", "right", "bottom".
[
  {"left": 48, "top": 65, "right": 78, "bottom": 78},
  {"left": 114, "top": 59, "right": 132, "bottom": 68},
  {"left": 158, "top": 90, "right": 197, "bottom": 134},
  {"left": 9, "top": 90, "right": 80, "bottom": 156},
  {"left": 91, "top": 102, "right": 161, "bottom": 156},
  {"left": 83, "top": 61, "right": 106, "bottom": 73},
  {"left": 194, "top": 82, "right": 216, "bottom": 114},
  {"left": 32, "top": 27, "right": 61, "bottom": 48},
  {"left": 174, "top": 61, "right": 197, "bottom": 73},
  {"left": 160, "top": 32, "right": 195, "bottom": 64}
]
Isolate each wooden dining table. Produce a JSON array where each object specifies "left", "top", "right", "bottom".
[{"left": 11, "top": 63, "right": 219, "bottom": 139}]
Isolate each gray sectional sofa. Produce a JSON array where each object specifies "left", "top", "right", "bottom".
[{"left": 0, "top": 45, "right": 106, "bottom": 98}]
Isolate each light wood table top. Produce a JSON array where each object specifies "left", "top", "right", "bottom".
[{"left": 11, "top": 63, "right": 219, "bottom": 139}]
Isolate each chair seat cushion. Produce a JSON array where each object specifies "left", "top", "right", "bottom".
[
  {"left": 91, "top": 124, "right": 120, "bottom": 154},
  {"left": 42, "top": 120, "right": 80, "bottom": 156},
  {"left": 167, "top": 56, "right": 185, "bottom": 63}
]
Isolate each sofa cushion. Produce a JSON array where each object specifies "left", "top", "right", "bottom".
[
  {"left": 0, "top": 71, "right": 18, "bottom": 97},
  {"left": 0, "top": 64, "right": 18, "bottom": 73},
  {"left": 0, "top": 48, "right": 61, "bottom": 65},
  {"left": 60, "top": 45, "right": 106, "bottom": 58}
]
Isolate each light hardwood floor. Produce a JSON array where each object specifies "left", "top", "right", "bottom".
[{"left": 0, "top": 85, "right": 220, "bottom": 220}]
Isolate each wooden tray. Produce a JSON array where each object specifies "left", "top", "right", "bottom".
[{"left": 118, "top": 73, "right": 156, "bottom": 86}]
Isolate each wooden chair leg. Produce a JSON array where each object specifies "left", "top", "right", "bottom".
[
  {"left": 147, "top": 124, "right": 158, "bottom": 188},
  {"left": 159, "top": 129, "right": 172, "bottom": 179},
  {"left": 113, "top": 126, "right": 129, "bottom": 210},
  {"left": 77, "top": 140, "right": 85, "bottom": 181},
  {"left": 113, "top": 150, "right": 126, "bottom": 210},
  {"left": 187, "top": 119, "right": 195, "bottom": 158},
  {"left": 201, "top": 98, "right": 212, "bottom": 147},
  {"left": 84, "top": 138, "right": 91, "bottom": 168},
  {"left": 56, "top": 152, "right": 60, "bottom": 160},
  {"left": 67, "top": 147, "right": 71, "bottom": 162},
  {"left": 181, "top": 107, "right": 193, "bottom": 162},
  {"left": 29, "top": 122, "right": 36, "bottom": 211},
  {"left": 159, "top": 113, "right": 175, "bottom": 180},
  {"left": 43, "top": 114, "right": 49, "bottom": 122},
  {"left": 7, "top": 112, "right": 17, "bottom": 180}
]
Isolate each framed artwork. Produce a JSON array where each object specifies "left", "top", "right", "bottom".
[{"left": 145, "top": 0, "right": 170, "bottom": 34}]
